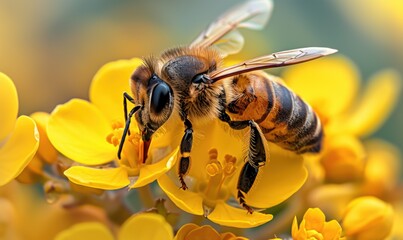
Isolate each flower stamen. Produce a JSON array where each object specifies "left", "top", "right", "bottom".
[
  {"left": 106, "top": 120, "right": 141, "bottom": 170},
  {"left": 202, "top": 149, "right": 238, "bottom": 216}
]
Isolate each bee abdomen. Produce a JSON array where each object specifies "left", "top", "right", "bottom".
[
  {"left": 263, "top": 82, "right": 323, "bottom": 153},
  {"left": 226, "top": 72, "right": 323, "bottom": 153}
]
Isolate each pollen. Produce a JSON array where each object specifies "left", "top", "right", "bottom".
[
  {"left": 223, "top": 155, "right": 237, "bottom": 176},
  {"left": 206, "top": 149, "right": 221, "bottom": 176},
  {"left": 206, "top": 162, "right": 221, "bottom": 176}
]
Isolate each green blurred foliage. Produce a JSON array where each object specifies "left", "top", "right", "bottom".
[{"left": 0, "top": 0, "right": 401, "bottom": 152}]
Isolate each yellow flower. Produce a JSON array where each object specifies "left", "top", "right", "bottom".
[
  {"left": 305, "top": 140, "right": 401, "bottom": 220},
  {"left": 342, "top": 196, "right": 394, "bottom": 240},
  {"left": 54, "top": 213, "right": 173, "bottom": 240},
  {"left": 47, "top": 59, "right": 178, "bottom": 190},
  {"left": 292, "top": 208, "right": 345, "bottom": 240},
  {"left": 0, "top": 72, "right": 40, "bottom": 186},
  {"left": 158, "top": 120, "right": 307, "bottom": 228},
  {"left": 283, "top": 56, "right": 401, "bottom": 183},
  {"left": 174, "top": 223, "right": 248, "bottom": 240}
]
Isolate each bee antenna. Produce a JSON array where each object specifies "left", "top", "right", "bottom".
[{"left": 117, "top": 105, "right": 141, "bottom": 159}]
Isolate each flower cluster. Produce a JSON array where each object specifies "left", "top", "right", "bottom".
[{"left": 1, "top": 5, "right": 402, "bottom": 240}]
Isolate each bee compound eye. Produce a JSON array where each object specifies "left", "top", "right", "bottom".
[{"left": 150, "top": 82, "right": 171, "bottom": 115}]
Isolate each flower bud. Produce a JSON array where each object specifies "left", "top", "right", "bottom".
[
  {"left": 342, "top": 196, "right": 394, "bottom": 240},
  {"left": 292, "top": 208, "right": 344, "bottom": 240}
]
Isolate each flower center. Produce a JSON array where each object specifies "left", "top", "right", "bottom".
[
  {"left": 106, "top": 120, "right": 141, "bottom": 175},
  {"left": 201, "top": 149, "right": 237, "bottom": 217}
]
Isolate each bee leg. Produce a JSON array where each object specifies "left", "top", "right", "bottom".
[
  {"left": 117, "top": 92, "right": 138, "bottom": 159},
  {"left": 219, "top": 112, "right": 267, "bottom": 213},
  {"left": 237, "top": 162, "right": 257, "bottom": 214},
  {"left": 178, "top": 118, "right": 193, "bottom": 190}
]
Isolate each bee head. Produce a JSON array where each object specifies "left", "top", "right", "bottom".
[{"left": 130, "top": 65, "right": 174, "bottom": 141}]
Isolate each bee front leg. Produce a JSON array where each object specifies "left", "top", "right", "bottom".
[
  {"left": 178, "top": 118, "right": 193, "bottom": 190},
  {"left": 219, "top": 111, "right": 267, "bottom": 213}
]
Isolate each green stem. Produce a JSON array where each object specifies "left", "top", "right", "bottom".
[{"left": 137, "top": 185, "right": 155, "bottom": 209}]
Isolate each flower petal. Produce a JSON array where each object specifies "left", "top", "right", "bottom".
[
  {"left": 48, "top": 99, "right": 115, "bottom": 165},
  {"left": 282, "top": 56, "right": 360, "bottom": 120},
  {"left": 64, "top": 166, "right": 129, "bottom": 190},
  {"left": 208, "top": 203, "right": 273, "bottom": 228},
  {"left": 130, "top": 147, "right": 179, "bottom": 188},
  {"left": 54, "top": 222, "right": 114, "bottom": 240},
  {"left": 184, "top": 225, "right": 221, "bottom": 240},
  {"left": 89, "top": 58, "right": 143, "bottom": 121},
  {"left": 157, "top": 174, "right": 204, "bottom": 215},
  {"left": 341, "top": 69, "right": 401, "bottom": 137},
  {"left": 303, "top": 208, "right": 326, "bottom": 232},
  {"left": 188, "top": 120, "right": 245, "bottom": 180},
  {"left": 174, "top": 224, "right": 199, "bottom": 240},
  {"left": 0, "top": 116, "right": 39, "bottom": 186},
  {"left": 322, "top": 220, "right": 343, "bottom": 240},
  {"left": 240, "top": 144, "right": 307, "bottom": 208},
  {"left": 118, "top": 213, "right": 173, "bottom": 240},
  {"left": 0, "top": 72, "right": 18, "bottom": 141},
  {"left": 30, "top": 112, "right": 58, "bottom": 164}
]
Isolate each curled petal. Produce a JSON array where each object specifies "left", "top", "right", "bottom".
[
  {"left": 89, "top": 58, "right": 143, "bottom": 121},
  {"left": 174, "top": 224, "right": 199, "bottom": 240},
  {"left": 118, "top": 213, "right": 173, "bottom": 240},
  {"left": 341, "top": 69, "right": 401, "bottom": 137},
  {"left": 64, "top": 166, "right": 130, "bottom": 190},
  {"left": 241, "top": 144, "right": 307, "bottom": 208},
  {"left": 30, "top": 112, "right": 58, "bottom": 164},
  {"left": 54, "top": 222, "right": 114, "bottom": 240},
  {"left": 157, "top": 174, "right": 204, "bottom": 215},
  {"left": 130, "top": 147, "right": 179, "bottom": 188},
  {"left": 0, "top": 72, "right": 18, "bottom": 141},
  {"left": 283, "top": 56, "right": 360, "bottom": 120},
  {"left": 208, "top": 203, "right": 273, "bottom": 228},
  {"left": 0, "top": 116, "right": 39, "bottom": 186},
  {"left": 48, "top": 99, "right": 115, "bottom": 165}
]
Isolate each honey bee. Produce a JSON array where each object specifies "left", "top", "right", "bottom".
[{"left": 118, "top": 0, "right": 336, "bottom": 213}]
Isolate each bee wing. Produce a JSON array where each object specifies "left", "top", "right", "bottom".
[
  {"left": 190, "top": 0, "right": 273, "bottom": 57},
  {"left": 209, "top": 47, "right": 338, "bottom": 82}
]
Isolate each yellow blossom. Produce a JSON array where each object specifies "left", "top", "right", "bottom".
[
  {"left": 0, "top": 72, "right": 40, "bottom": 186},
  {"left": 292, "top": 208, "right": 345, "bottom": 240},
  {"left": 47, "top": 59, "right": 179, "bottom": 190},
  {"left": 283, "top": 56, "right": 401, "bottom": 183},
  {"left": 54, "top": 213, "right": 173, "bottom": 240},
  {"left": 342, "top": 196, "right": 394, "bottom": 240},
  {"left": 158, "top": 120, "right": 307, "bottom": 228}
]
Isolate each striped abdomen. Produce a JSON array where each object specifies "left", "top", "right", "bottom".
[{"left": 225, "top": 71, "right": 323, "bottom": 153}]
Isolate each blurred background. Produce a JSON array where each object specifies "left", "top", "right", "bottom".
[{"left": 0, "top": 0, "right": 401, "bottom": 153}]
